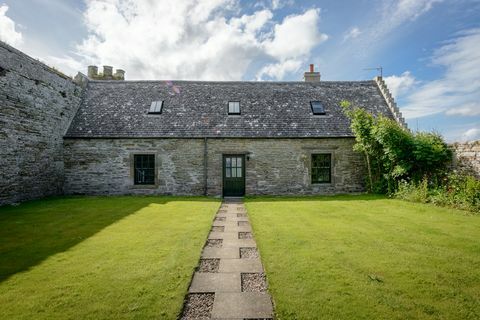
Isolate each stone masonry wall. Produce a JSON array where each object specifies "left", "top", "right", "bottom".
[
  {"left": 63, "top": 138, "right": 365, "bottom": 196},
  {"left": 63, "top": 139, "right": 205, "bottom": 195},
  {"left": 0, "top": 41, "right": 83, "bottom": 205},
  {"left": 451, "top": 141, "right": 480, "bottom": 178}
]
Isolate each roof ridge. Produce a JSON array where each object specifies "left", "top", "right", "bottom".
[{"left": 87, "top": 79, "right": 376, "bottom": 84}]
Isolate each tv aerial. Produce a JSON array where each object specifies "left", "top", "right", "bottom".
[{"left": 364, "top": 66, "right": 383, "bottom": 77}]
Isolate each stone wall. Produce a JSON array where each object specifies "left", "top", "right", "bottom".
[
  {"left": 0, "top": 41, "right": 83, "bottom": 205},
  {"left": 451, "top": 141, "right": 480, "bottom": 178},
  {"left": 63, "top": 137, "right": 365, "bottom": 196}
]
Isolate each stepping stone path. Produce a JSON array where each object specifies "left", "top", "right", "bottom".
[{"left": 181, "top": 198, "right": 274, "bottom": 319}]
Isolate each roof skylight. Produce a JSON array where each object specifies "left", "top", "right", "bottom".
[
  {"left": 228, "top": 101, "right": 240, "bottom": 115},
  {"left": 310, "top": 101, "right": 325, "bottom": 115},
  {"left": 148, "top": 100, "right": 163, "bottom": 114}
]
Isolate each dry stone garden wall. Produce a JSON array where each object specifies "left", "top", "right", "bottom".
[
  {"left": 0, "top": 41, "right": 83, "bottom": 205},
  {"left": 451, "top": 141, "right": 480, "bottom": 178}
]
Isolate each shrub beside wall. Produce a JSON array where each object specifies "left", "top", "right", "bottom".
[
  {"left": 396, "top": 174, "right": 480, "bottom": 213},
  {"left": 341, "top": 100, "right": 480, "bottom": 213}
]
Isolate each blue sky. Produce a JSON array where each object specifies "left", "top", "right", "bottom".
[{"left": 0, "top": 0, "right": 479, "bottom": 142}]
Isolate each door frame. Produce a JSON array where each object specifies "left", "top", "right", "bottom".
[{"left": 222, "top": 154, "right": 246, "bottom": 197}]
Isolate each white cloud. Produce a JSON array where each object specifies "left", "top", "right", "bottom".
[
  {"left": 389, "top": 0, "right": 442, "bottom": 22},
  {"left": 343, "top": 27, "right": 361, "bottom": 41},
  {"left": 384, "top": 71, "right": 416, "bottom": 99},
  {"left": 375, "top": 0, "right": 442, "bottom": 39},
  {"left": 52, "top": 1, "right": 326, "bottom": 80},
  {"left": 400, "top": 28, "right": 480, "bottom": 119},
  {"left": 445, "top": 103, "right": 480, "bottom": 116},
  {"left": 257, "top": 8, "right": 327, "bottom": 80},
  {"left": 264, "top": 9, "right": 326, "bottom": 61},
  {"left": 460, "top": 128, "right": 480, "bottom": 142},
  {"left": 0, "top": 4, "right": 23, "bottom": 46},
  {"left": 256, "top": 59, "right": 302, "bottom": 80},
  {"left": 271, "top": 0, "right": 294, "bottom": 10}
]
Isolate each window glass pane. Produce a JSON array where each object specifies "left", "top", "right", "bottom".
[
  {"left": 149, "top": 101, "right": 157, "bottom": 113},
  {"left": 311, "top": 101, "right": 325, "bottom": 114},
  {"left": 149, "top": 101, "right": 163, "bottom": 113},
  {"left": 237, "top": 157, "right": 242, "bottom": 167},
  {"left": 226, "top": 167, "right": 231, "bottom": 177},
  {"left": 134, "top": 154, "right": 155, "bottom": 185},
  {"left": 237, "top": 168, "right": 242, "bottom": 178},
  {"left": 232, "top": 157, "right": 237, "bottom": 167},
  {"left": 229, "top": 101, "right": 240, "bottom": 114},
  {"left": 226, "top": 157, "right": 231, "bottom": 167},
  {"left": 311, "top": 154, "right": 331, "bottom": 183}
]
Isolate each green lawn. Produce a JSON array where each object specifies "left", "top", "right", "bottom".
[
  {"left": 0, "top": 196, "right": 219, "bottom": 320},
  {"left": 245, "top": 195, "right": 480, "bottom": 320}
]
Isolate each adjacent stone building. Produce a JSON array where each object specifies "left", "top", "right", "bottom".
[
  {"left": 1, "top": 40, "right": 405, "bottom": 205},
  {"left": 0, "top": 41, "right": 82, "bottom": 205}
]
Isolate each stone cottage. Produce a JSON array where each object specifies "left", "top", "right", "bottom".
[{"left": 0, "top": 41, "right": 405, "bottom": 205}]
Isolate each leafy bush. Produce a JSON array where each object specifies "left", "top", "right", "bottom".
[
  {"left": 396, "top": 178, "right": 429, "bottom": 203},
  {"left": 341, "top": 100, "right": 480, "bottom": 213},
  {"left": 341, "top": 100, "right": 452, "bottom": 194},
  {"left": 395, "top": 173, "right": 480, "bottom": 213}
]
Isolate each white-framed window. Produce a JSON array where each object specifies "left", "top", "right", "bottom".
[{"left": 228, "top": 101, "right": 240, "bottom": 115}]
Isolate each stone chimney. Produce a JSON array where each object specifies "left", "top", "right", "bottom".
[
  {"left": 86, "top": 65, "right": 125, "bottom": 80},
  {"left": 304, "top": 64, "right": 320, "bottom": 82},
  {"left": 87, "top": 65, "right": 98, "bottom": 78}
]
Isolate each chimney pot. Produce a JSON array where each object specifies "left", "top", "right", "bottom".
[
  {"left": 103, "top": 65, "right": 113, "bottom": 77},
  {"left": 114, "top": 69, "right": 125, "bottom": 80},
  {"left": 310, "top": 64, "right": 314, "bottom": 72},
  {"left": 87, "top": 65, "right": 98, "bottom": 78}
]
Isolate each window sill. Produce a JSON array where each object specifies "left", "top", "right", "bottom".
[{"left": 131, "top": 185, "right": 158, "bottom": 189}]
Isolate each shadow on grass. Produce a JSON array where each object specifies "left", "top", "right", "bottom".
[
  {"left": 0, "top": 195, "right": 217, "bottom": 283},
  {"left": 245, "top": 193, "right": 387, "bottom": 202}
]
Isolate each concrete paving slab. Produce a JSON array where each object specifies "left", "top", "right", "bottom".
[
  {"left": 225, "top": 225, "right": 252, "bottom": 233},
  {"left": 208, "top": 231, "right": 239, "bottom": 240},
  {"left": 219, "top": 259, "right": 263, "bottom": 273},
  {"left": 211, "top": 292, "right": 273, "bottom": 319},
  {"left": 222, "top": 239, "right": 257, "bottom": 248},
  {"left": 212, "top": 220, "right": 239, "bottom": 227},
  {"left": 225, "top": 216, "right": 249, "bottom": 222},
  {"left": 202, "top": 247, "right": 240, "bottom": 259},
  {"left": 189, "top": 272, "right": 241, "bottom": 293},
  {"left": 215, "top": 213, "right": 239, "bottom": 219}
]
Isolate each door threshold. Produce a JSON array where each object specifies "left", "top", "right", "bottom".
[{"left": 223, "top": 196, "right": 244, "bottom": 202}]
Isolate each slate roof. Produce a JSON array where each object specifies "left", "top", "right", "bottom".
[{"left": 65, "top": 80, "right": 394, "bottom": 138}]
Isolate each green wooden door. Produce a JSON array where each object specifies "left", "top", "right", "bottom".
[{"left": 223, "top": 155, "right": 245, "bottom": 197}]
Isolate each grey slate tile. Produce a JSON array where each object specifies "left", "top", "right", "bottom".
[{"left": 65, "top": 80, "right": 394, "bottom": 138}]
